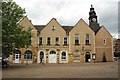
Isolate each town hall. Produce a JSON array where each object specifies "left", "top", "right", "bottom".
[{"left": 9, "top": 5, "right": 114, "bottom": 64}]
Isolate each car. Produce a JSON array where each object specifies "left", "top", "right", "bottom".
[
  {"left": 2, "top": 57, "right": 9, "bottom": 67},
  {"left": 0, "top": 54, "right": 2, "bottom": 66},
  {"left": 0, "top": 57, "right": 2, "bottom": 63}
]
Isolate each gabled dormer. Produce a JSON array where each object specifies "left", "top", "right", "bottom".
[{"left": 19, "top": 16, "right": 36, "bottom": 30}]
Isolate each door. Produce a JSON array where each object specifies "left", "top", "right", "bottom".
[
  {"left": 15, "top": 54, "right": 20, "bottom": 63},
  {"left": 85, "top": 52, "right": 91, "bottom": 62},
  {"left": 39, "top": 51, "right": 44, "bottom": 62},
  {"left": 49, "top": 51, "right": 57, "bottom": 63}
]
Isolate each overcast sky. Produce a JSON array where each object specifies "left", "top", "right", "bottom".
[{"left": 13, "top": 0, "right": 119, "bottom": 38}]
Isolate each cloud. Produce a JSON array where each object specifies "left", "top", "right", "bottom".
[{"left": 14, "top": 0, "right": 119, "bottom": 38}]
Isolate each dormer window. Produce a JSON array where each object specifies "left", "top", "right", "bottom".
[{"left": 52, "top": 26, "right": 55, "bottom": 30}]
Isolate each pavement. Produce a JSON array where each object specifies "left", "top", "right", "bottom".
[{"left": 2, "top": 61, "right": 118, "bottom": 78}]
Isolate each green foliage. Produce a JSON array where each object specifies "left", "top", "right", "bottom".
[{"left": 2, "top": 1, "right": 32, "bottom": 56}]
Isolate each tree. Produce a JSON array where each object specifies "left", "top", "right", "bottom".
[
  {"left": 0, "top": 1, "right": 2, "bottom": 57},
  {"left": 2, "top": 1, "right": 32, "bottom": 56}
]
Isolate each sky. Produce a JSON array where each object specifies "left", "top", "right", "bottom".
[{"left": 13, "top": 0, "right": 119, "bottom": 38}]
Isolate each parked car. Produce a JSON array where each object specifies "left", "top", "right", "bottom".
[
  {"left": 0, "top": 54, "right": 2, "bottom": 65},
  {"left": 2, "top": 57, "right": 9, "bottom": 67},
  {"left": 0, "top": 56, "right": 2, "bottom": 64}
]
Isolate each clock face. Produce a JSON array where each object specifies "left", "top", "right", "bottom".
[{"left": 92, "top": 18, "right": 96, "bottom": 22}]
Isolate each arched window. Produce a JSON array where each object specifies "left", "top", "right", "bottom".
[
  {"left": 40, "top": 51, "right": 44, "bottom": 59},
  {"left": 61, "top": 52, "right": 66, "bottom": 59},
  {"left": 50, "top": 51, "right": 56, "bottom": 54},
  {"left": 24, "top": 50, "right": 32, "bottom": 59}
]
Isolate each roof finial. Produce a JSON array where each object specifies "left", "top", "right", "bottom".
[{"left": 91, "top": 4, "right": 93, "bottom": 8}]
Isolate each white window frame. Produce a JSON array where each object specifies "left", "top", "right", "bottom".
[
  {"left": 86, "top": 34, "right": 90, "bottom": 44},
  {"left": 55, "top": 37, "right": 60, "bottom": 45},
  {"left": 46, "top": 37, "right": 51, "bottom": 45},
  {"left": 61, "top": 52, "right": 67, "bottom": 60},
  {"left": 75, "top": 34, "right": 79, "bottom": 45},
  {"left": 64, "top": 37, "right": 68, "bottom": 45}
]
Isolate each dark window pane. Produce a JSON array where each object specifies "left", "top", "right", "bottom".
[
  {"left": 39, "top": 37, "right": 42, "bottom": 45},
  {"left": 62, "top": 52, "right": 66, "bottom": 59},
  {"left": 64, "top": 37, "right": 67, "bottom": 45},
  {"left": 56, "top": 37, "right": 59, "bottom": 44},
  {"left": 47, "top": 37, "right": 50, "bottom": 45}
]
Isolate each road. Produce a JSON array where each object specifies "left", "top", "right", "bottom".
[{"left": 2, "top": 61, "right": 118, "bottom": 78}]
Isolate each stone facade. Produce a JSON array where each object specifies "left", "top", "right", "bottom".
[{"left": 9, "top": 6, "right": 114, "bottom": 64}]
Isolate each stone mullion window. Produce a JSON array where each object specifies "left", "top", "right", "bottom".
[
  {"left": 64, "top": 37, "right": 67, "bottom": 45},
  {"left": 86, "top": 34, "right": 90, "bottom": 45},
  {"left": 47, "top": 37, "right": 51, "bottom": 45},
  {"left": 55, "top": 37, "right": 59, "bottom": 45},
  {"left": 75, "top": 34, "right": 79, "bottom": 45},
  {"left": 39, "top": 37, "right": 42, "bottom": 45}
]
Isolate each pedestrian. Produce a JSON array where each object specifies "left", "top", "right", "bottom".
[
  {"left": 34, "top": 56, "right": 37, "bottom": 63},
  {"left": 40, "top": 55, "right": 44, "bottom": 65}
]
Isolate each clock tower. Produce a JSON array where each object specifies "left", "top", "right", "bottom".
[{"left": 89, "top": 5, "right": 100, "bottom": 33}]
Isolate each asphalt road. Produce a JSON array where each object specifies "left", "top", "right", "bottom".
[{"left": 2, "top": 61, "right": 118, "bottom": 78}]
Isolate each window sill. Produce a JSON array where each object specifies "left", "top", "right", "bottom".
[
  {"left": 75, "top": 44, "right": 80, "bottom": 45},
  {"left": 47, "top": 44, "right": 51, "bottom": 46},
  {"left": 61, "top": 59, "right": 66, "bottom": 60},
  {"left": 39, "top": 44, "right": 43, "bottom": 46},
  {"left": 55, "top": 44, "right": 60, "bottom": 46},
  {"left": 85, "top": 44, "right": 91, "bottom": 45},
  {"left": 63, "top": 44, "right": 69, "bottom": 46},
  {"left": 24, "top": 59, "right": 33, "bottom": 60}
]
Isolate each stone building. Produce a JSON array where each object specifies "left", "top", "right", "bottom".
[
  {"left": 113, "top": 39, "right": 120, "bottom": 58},
  {"left": 9, "top": 5, "right": 114, "bottom": 64}
]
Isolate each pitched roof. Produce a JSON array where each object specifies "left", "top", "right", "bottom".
[
  {"left": 96, "top": 26, "right": 112, "bottom": 37},
  {"left": 34, "top": 25, "right": 74, "bottom": 33},
  {"left": 94, "top": 27, "right": 101, "bottom": 34},
  {"left": 62, "top": 26, "right": 74, "bottom": 33},
  {"left": 34, "top": 25, "right": 46, "bottom": 32},
  {"left": 89, "top": 22, "right": 101, "bottom": 34}
]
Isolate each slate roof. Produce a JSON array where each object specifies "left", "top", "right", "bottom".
[
  {"left": 62, "top": 26, "right": 74, "bottom": 33},
  {"left": 34, "top": 24, "right": 101, "bottom": 35},
  {"left": 34, "top": 25, "right": 74, "bottom": 33},
  {"left": 34, "top": 25, "right": 46, "bottom": 32},
  {"left": 89, "top": 22, "right": 101, "bottom": 34}
]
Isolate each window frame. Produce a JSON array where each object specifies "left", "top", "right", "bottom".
[
  {"left": 75, "top": 34, "right": 79, "bottom": 45},
  {"left": 61, "top": 52, "right": 66, "bottom": 60},
  {"left": 39, "top": 37, "right": 42, "bottom": 45},
  {"left": 52, "top": 26, "right": 55, "bottom": 30},
  {"left": 24, "top": 51, "right": 32, "bottom": 60},
  {"left": 64, "top": 37, "right": 68, "bottom": 45},
  {"left": 85, "top": 34, "right": 90, "bottom": 45},
  {"left": 104, "top": 39, "right": 106, "bottom": 45},
  {"left": 47, "top": 37, "right": 51, "bottom": 45},
  {"left": 55, "top": 37, "right": 59, "bottom": 45}
]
